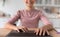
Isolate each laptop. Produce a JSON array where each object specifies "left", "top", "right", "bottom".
[{"left": 6, "top": 29, "right": 52, "bottom": 37}]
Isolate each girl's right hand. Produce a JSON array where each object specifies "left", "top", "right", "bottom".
[
  {"left": 17, "top": 26, "right": 28, "bottom": 32},
  {"left": 5, "top": 23, "right": 28, "bottom": 32}
]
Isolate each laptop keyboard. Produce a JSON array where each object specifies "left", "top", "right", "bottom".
[{"left": 6, "top": 30, "right": 52, "bottom": 37}]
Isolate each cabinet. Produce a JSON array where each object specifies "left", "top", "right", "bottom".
[{"left": 35, "top": 0, "right": 60, "bottom": 7}]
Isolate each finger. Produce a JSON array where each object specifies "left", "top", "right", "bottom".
[
  {"left": 39, "top": 28, "right": 43, "bottom": 35},
  {"left": 14, "top": 28, "right": 20, "bottom": 32},
  {"left": 22, "top": 26, "right": 28, "bottom": 32},
  {"left": 36, "top": 29, "right": 40, "bottom": 35},
  {"left": 24, "top": 27, "right": 28, "bottom": 32},
  {"left": 43, "top": 30, "right": 45, "bottom": 36},
  {"left": 22, "top": 28, "right": 28, "bottom": 32},
  {"left": 21, "top": 28, "right": 25, "bottom": 32},
  {"left": 16, "top": 29, "right": 20, "bottom": 32},
  {"left": 34, "top": 30, "right": 36, "bottom": 33},
  {"left": 46, "top": 30, "right": 50, "bottom": 35}
]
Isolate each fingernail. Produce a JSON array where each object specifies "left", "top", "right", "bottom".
[
  {"left": 17, "top": 31, "right": 19, "bottom": 32},
  {"left": 39, "top": 34, "right": 41, "bottom": 36},
  {"left": 18, "top": 31, "right": 20, "bottom": 32},
  {"left": 36, "top": 33, "right": 38, "bottom": 35},
  {"left": 23, "top": 30, "right": 25, "bottom": 32},
  {"left": 43, "top": 34, "right": 44, "bottom": 36}
]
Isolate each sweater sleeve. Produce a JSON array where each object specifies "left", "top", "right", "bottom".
[
  {"left": 39, "top": 10, "right": 52, "bottom": 25},
  {"left": 7, "top": 10, "right": 21, "bottom": 24}
]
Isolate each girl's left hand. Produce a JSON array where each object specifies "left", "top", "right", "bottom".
[{"left": 34, "top": 25, "right": 53, "bottom": 36}]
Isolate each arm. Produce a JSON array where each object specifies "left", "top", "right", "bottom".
[
  {"left": 39, "top": 10, "right": 54, "bottom": 31},
  {"left": 34, "top": 10, "right": 55, "bottom": 35},
  {"left": 7, "top": 10, "right": 20, "bottom": 24},
  {"left": 5, "top": 10, "right": 21, "bottom": 30}
]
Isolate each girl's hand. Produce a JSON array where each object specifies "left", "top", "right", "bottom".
[
  {"left": 18, "top": 26, "right": 28, "bottom": 32},
  {"left": 5, "top": 23, "right": 28, "bottom": 32},
  {"left": 34, "top": 25, "right": 53, "bottom": 36}
]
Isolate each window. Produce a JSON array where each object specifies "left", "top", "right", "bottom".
[
  {"left": 54, "top": 0, "right": 60, "bottom": 5},
  {"left": 35, "top": 0, "right": 43, "bottom": 4},
  {"left": 39, "top": 0, "right": 42, "bottom": 4},
  {"left": 35, "top": 0, "right": 52, "bottom": 5},
  {"left": 45, "top": 0, "right": 51, "bottom": 4}
]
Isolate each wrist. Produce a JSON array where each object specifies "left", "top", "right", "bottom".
[{"left": 43, "top": 24, "right": 54, "bottom": 31}]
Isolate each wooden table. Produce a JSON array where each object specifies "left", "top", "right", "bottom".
[{"left": 0, "top": 28, "right": 60, "bottom": 37}]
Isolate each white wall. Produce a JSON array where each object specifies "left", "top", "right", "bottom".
[{"left": 0, "top": 0, "right": 25, "bottom": 15}]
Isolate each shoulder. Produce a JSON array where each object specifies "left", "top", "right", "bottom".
[
  {"left": 17, "top": 9, "right": 23, "bottom": 12},
  {"left": 17, "top": 9, "right": 26, "bottom": 13},
  {"left": 35, "top": 8, "right": 44, "bottom": 13},
  {"left": 37, "top": 9, "right": 46, "bottom": 16},
  {"left": 16, "top": 9, "right": 25, "bottom": 13},
  {"left": 35, "top": 9, "right": 44, "bottom": 14}
]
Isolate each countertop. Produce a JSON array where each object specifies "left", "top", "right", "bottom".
[{"left": 0, "top": 28, "right": 60, "bottom": 37}]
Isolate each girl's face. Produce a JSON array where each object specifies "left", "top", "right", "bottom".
[{"left": 24, "top": 0, "right": 35, "bottom": 7}]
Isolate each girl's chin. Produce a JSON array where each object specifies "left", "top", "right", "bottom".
[
  {"left": 26, "top": 4, "right": 33, "bottom": 6},
  {"left": 27, "top": 6, "right": 33, "bottom": 7}
]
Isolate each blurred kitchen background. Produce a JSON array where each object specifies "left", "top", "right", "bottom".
[{"left": 0, "top": 0, "right": 60, "bottom": 31}]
